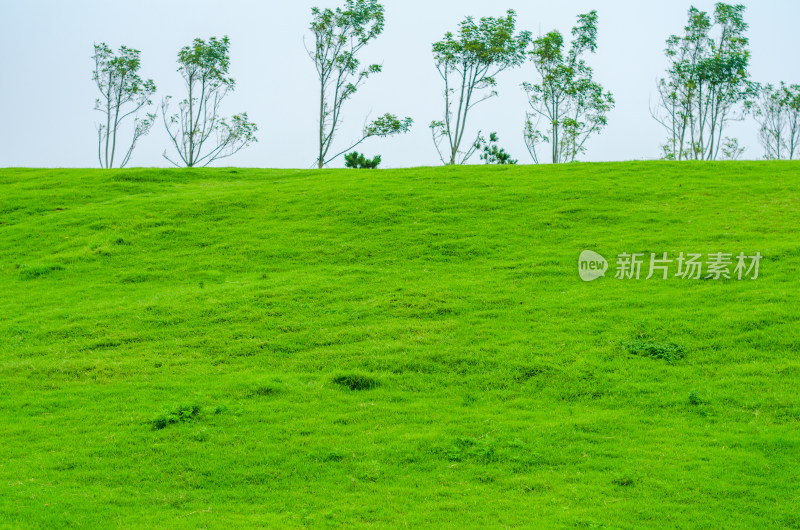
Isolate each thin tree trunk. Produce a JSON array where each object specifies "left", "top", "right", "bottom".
[
  {"left": 109, "top": 71, "right": 126, "bottom": 168},
  {"left": 450, "top": 64, "right": 469, "bottom": 165},
  {"left": 188, "top": 75, "right": 195, "bottom": 167},
  {"left": 318, "top": 72, "right": 326, "bottom": 169},
  {"left": 104, "top": 79, "right": 112, "bottom": 168}
]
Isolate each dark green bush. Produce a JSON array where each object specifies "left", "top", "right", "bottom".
[
  {"left": 344, "top": 152, "right": 381, "bottom": 169},
  {"left": 475, "top": 132, "right": 517, "bottom": 165}
]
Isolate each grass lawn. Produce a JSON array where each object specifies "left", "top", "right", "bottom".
[{"left": 0, "top": 162, "right": 799, "bottom": 528}]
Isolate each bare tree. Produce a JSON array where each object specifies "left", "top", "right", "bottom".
[
  {"left": 161, "top": 36, "right": 257, "bottom": 167},
  {"left": 309, "top": 0, "right": 412, "bottom": 168},
  {"left": 92, "top": 43, "right": 156, "bottom": 168}
]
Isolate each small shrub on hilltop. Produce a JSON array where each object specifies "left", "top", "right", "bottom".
[
  {"left": 344, "top": 152, "right": 382, "bottom": 169},
  {"left": 475, "top": 132, "right": 518, "bottom": 164}
]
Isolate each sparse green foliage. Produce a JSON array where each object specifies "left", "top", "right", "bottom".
[
  {"left": 652, "top": 3, "right": 756, "bottom": 160},
  {"left": 92, "top": 43, "right": 156, "bottom": 168},
  {"left": 430, "top": 10, "right": 531, "bottom": 165},
  {"left": 364, "top": 113, "right": 413, "bottom": 139},
  {"left": 161, "top": 36, "right": 257, "bottom": 167},
  {"left": 309, "top": 0, "right": 411, "bottom": 168},
  {"left": 720, "top": 136, "right": 745, "bottom": 160},
  {"left": 475, "top": 132, "right": 517, "bottom": 164},
  {"left": 522, "top": 11, "right": 614, "bottom": 164},
  {"left": 754, "top": 83, "right": 800, "bottom": 160},
  {"left": 344, "top": 151, "right": 381, "bottom": 168}
]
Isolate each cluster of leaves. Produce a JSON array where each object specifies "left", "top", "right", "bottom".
[
  {"left": 364, "top": 114, "right": 413, "bottom": 138},
  {"left": 475, "top": 133, "right": 517, "bottom": 164},
  {"left": 344, "top": 151, "right": 381, "bottom": 168},
  {"left": 523, "top": 11, "right": 614, "bottom": 164},
  {"left": 720, "top": 137, "right": 746, "bottom": 160},
  {"left": 652, "top": 3, "right": 756, "bottom": 161},
  {"left": 754, "top": 82, "right": 800, "bottom": 160}
]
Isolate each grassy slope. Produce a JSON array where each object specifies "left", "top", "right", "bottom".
[{"left": 0, "top": 162, "right": 799, "bottom": 528}]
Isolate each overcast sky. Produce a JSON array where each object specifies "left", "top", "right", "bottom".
[{"left": 1, "top": 0, "right": 798, "bottom": 168}]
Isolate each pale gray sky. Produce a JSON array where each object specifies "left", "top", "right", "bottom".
[{"left": 1, "top": 0, "right": 798, "bottom": 168}]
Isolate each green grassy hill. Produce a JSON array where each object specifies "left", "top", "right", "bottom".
[{"left": 1, "top": 163, "right": 799, "bottom": 528}]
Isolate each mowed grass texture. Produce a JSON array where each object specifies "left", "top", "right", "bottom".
[{"left": 0, "top": 162, "right": 799, "bottom": 528}]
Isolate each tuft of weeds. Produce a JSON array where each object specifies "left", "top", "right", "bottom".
[
  {"left": 332, "top": 374, "right": 379, "bottom": 391},
  {"left": 688, "top": 389, "right": 704, "bottom": 406},
  {"left": 18, "top": 264, "right": 64, "bottom": 280},
  {"left": 611, "top": 468, "right": 641, "bottom": 487},
  {"left": 323, "top": 451, "right": 344, "bottom": 462},
  {"left": 151, "top": 404, "right": 201, "bottom": 430},
  {"left": 247, "top": 385, "right": 279, "bottom": 398},
  {"left": 461, "top": 394, "right": 478, "bottom": 407},
  {"left": 515, "top": 364, "right": 551, "bottom": 382},
  {"left": 446, "top": 437, "right": 499, "bottom": 464},
  {"left": 622, "top": 339, "right": 686, "bottom": 363},
  {"left": 612, "top": 473, "right": 637, "bottom": 487}
]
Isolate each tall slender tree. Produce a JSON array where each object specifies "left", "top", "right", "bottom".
[
  {"left": 161, "top": 36, "right": 257, "bottom": 167},
  {"left": 522, "top": 11, "right": 614, "bottom": 164},
  {"left": 92, "top": 44, "right": 156, "bottom": 168},
  {"left": 309, "top": 0, "right": 412, "bottom": 168},
  {"left": 754, "top": 82, "right": 800, "bottom": 160},
  {"left": 651, "top": 3, "right": 755, "bottom": 160},
  {"left": 430, "top": 10, "right": 530, "bottom": 165}
]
